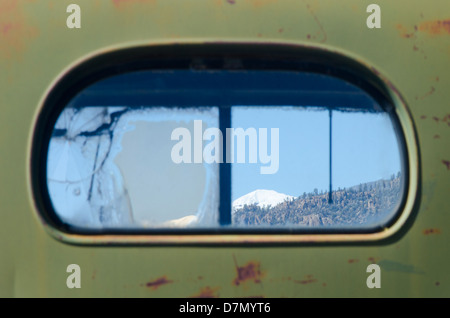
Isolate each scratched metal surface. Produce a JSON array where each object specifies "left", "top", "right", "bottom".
[{"left": 0, "top": 0, "right": 449, "bottom": 297}]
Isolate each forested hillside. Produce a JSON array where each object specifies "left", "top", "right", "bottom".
[{"left": 233, "top": 174, "right": 402, "bottom": 227}]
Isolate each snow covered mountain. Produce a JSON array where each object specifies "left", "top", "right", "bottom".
[
  {"left": 232, "top": 189, "right": 295, "bottom": 211},
  {"left": 162, "top": 215, "right": 198, "bottom": 228}
]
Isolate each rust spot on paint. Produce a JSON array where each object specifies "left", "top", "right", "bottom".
[
  {"left": 307, "top": 34, "right": 311, "bottom": 39},
  {"left": 190, "top": 286, "right": 220, "bottom": 298},
  {"left": 0, "top": 0, "right": 39, "bottom": 61},
  {"left": 1, "top": 22, "right": 13, "bottom": 35},
  {"left": 322, "top": 283, "right": 327, "bottom": 287},
  {"left": 294, "top": 274, "right": 318, "bottom": 285},
  {"left": 278, "top": 28, "right": 284, "bottom": 33},
  {"left": 368, "top": 257, "right": 380, "bottom": 263},
  {"left": 348, "top": 259, "right": 359, "bottom": 264},
  {"left": 418, "top": 19, "right": 450, "bottom": 36},
  {"left": 434, "top": 134, "right": 440, "bottom": 139},
  {"left": 397, "top": 20, "right": 450, "bottom": 38},
  {"left": 436, "top": 282, "right": 440, "bottom": 286},
  {"left": 233, "top": 255, "right": 265, "bottom": 286},
  {"left": 225, "top": 0, "right": 236, "bottom": 4},
  {"left": 396, "top": 24, "right": 415, "bottom": 38},
  {"left": 395, "top": 23, "right": 430, "bottom": 59},
  {"left": 91, "top": 270, "right": 97, "bottom": 280},
  {"left": 442, "top": 114, "right": 450, "bottom": 122},
  {"left": 420, "top": 115, "right": 427, "bottom": 119},
  {"left": 432, "top": 116, "right": 440, "bottom": 123},
  {"left": 442, "top": 160, "right": 450, "bottom": 170},
  {"left": 415, "top": 87, "right": 435, "bottom": 100},
  {"left": 303, "top": 1, "right": 327, "bottom": 43},
  {"left": 145, "top": 276, "right": 173, "bottom": 290},
  {"left": 294, "top": 275, "right": 318, "bottom": 285},
  {"left": 423, "top": 228, "right": 441, "bottom": 235},
  {"left": 198, "top": 276, "right": 203, "bottom": 280}
]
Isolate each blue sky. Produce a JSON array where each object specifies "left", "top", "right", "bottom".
[{"left": 231, "top": 107, "right": 401, "bottom": 200}]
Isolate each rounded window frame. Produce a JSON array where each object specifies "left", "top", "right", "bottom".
[{"left": 29, "top": 42, "right": 420, "bottom": 246}]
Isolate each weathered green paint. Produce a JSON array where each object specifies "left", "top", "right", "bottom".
[{"left": 0, "top": 0, "right": 449, "bottom": 297}]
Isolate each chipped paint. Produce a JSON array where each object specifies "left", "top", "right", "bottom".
[
  {"left": 415, "top": 87, "right": 436, "bottom": 100},
  {"left": 1, "top": 23, "right": 13, "bottom": 35},
  {"left": 418, "top": 19, "right": 450, "bottom": 36},
  {"left": 294, "top": 279, "right": 318, "bottom": 284},
  {"left": 190, "top": 286, "right": 220, "bottom": 298},
  {"left": 348, "top": 259, "right": 359, "bottom": 264},
  {"left": 395, "top": 19, "right": 450, "bottom": 58},
  {"left": 442, "top": 160, "right": 450, "bottom": 170},
  {"left": 397, "top": 19, "right": 450, "bottom": 38},
  {"left": 396, "top": 24, "right": 415, "bottom": 39},
  {"left": 395, "top": 23, "right": 429, "bottom": 59},
  {"left": 440, "top": 114, "right": 450, "bottom": 125},
  {"left": 144, "top": 276, "right": 173, "bottom": 290},
  {"left": 233, "top": 255, "right": 264, "bottom": 286},
  {"left": 294, "top": 274, "right": 318, "bottom": 285},
  {"left": 416, "top": 76, "right": 440, "bottom": 100},
  {"left": 0, "top": 0, "right": 39, "bottom": 60},
  {"left": 303, "top": 1, "right": 327, "bottom": 43},
  {"left": 423, "top": 228, "right": 441, "bottom": 235},
  {"left": 421, "top": 114, "right": 450, "bottom": 125}
]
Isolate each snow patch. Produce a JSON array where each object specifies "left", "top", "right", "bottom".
[{"left": 232, "top": 189, "right": 294, "bottom": 211}]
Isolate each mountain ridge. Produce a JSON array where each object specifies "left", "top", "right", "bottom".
[
  {"left": 232, "top": 175, "right": 402, "bottom": 227},
  {"left": 232, "top": 189, "right": 294, "bottom": 211}
]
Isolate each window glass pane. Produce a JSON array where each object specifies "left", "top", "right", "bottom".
[
  {"left": 47, "top": 106, "right": 219, "bottom": 229},
  {"left": 231, "top": 107, "right": 402, "bottom": 228},
  {"left": 43, "top": 68, "right": 405, "bottom": 232}
]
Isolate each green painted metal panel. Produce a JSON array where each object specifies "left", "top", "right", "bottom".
[{"left": 0, "top": 0, "right": 449, "bottom": 297}]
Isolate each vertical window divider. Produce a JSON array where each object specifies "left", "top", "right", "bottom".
[
  {"left": 219, "top": 105, "right": 232, "bottom": 225},
  {"left": 329, "top": 107, "right": 333, "bottom": 204}
]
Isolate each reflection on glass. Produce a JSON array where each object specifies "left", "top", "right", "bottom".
[
  {"left": 47, "top": 107, "right": 219, "bottom": 229},
  {"left": 231, "top": 107, "right": 403, "bottom": 228},
  {"left": 44, "top": 69, "right": 405, "bottom": 232}
]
